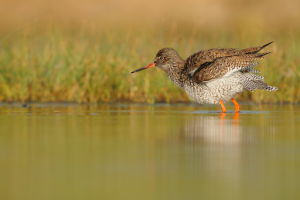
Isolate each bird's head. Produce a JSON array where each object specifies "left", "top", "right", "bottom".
[{"left": 131, "top": 48, "right": 181, "bottom": 74}]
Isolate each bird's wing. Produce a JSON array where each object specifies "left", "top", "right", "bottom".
[
  {"left": 184, "top": 42, "right": 273, "bottom": 82},
  {"left": 239, "top": 41, "right": 273, "bottom": 54},
  {"left": 191, "top": 52, "right": 270, "bottom": 83},
  {"left": 184, "top": 48, "right": 242, "bottom": 76}
]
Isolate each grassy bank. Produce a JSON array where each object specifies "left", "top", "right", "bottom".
[{"left": 0, "top": 23, "right": 299, "bottom": 103}]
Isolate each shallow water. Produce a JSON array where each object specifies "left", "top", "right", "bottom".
[{"left": 1, "top": 104, "right": 300, "bottom": 200}]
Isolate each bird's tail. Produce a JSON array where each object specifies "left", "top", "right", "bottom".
[{"left": 241, "top": 73, "right": 278, "bottom": 91}]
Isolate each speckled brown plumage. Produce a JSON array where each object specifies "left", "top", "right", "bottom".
[{"left": 184, "top": 42, "right": 273, "bottom": 82}]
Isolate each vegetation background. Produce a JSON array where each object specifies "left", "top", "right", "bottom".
[{"left": 0, "top": 0, "right": 299, "bottom": 103}]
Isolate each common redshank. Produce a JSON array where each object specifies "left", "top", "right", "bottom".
[{"left": 131, "top": 42, "right": 277, "bottom": 113}]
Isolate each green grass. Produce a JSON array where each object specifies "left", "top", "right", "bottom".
[{"left": 0, "top": 23, "right": 299, "bottom": 103}]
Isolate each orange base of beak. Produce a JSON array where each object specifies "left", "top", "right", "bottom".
[{"left": 131, "top": 63, "right": 155, "bottom": 73}]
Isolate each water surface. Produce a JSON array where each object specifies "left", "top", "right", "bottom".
[{"left": 1, "top": 104, "right": 300, "bottom": 200}]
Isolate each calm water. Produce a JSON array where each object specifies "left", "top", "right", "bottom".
[{"left": 1, "top": 104, "right": 300, "bottom": 200}]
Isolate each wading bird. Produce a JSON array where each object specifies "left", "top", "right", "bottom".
[{"left": 131, "top": 42, "right": 277, "bottom": 113}]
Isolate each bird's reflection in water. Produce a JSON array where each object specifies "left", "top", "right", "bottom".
[
  {"left": 184, "top": 112, "right": 241, "bottom": 145},
  {"left": 181, "top": 112, "right": 242, "bottom": 185}
]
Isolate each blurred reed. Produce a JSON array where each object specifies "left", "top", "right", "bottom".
[{"left": 0, "top": 23, "right": 299, "bottom": 103}]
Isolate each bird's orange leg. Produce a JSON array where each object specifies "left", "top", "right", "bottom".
[
  {"left": 231, "top": 98, "right": 240, "bottom": 113},
  {"left": 219, "top": 100, "right": 227, "bottom": 113}
]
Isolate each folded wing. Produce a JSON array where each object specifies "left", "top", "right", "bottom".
[
  {"left": 184, "top": 42, "right": 273, "bottom": 83},
  {"left": 192, "top": 52, "right": 270, "bottom": 82}
]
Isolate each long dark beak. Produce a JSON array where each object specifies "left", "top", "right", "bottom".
[{"left": 131, "top": 63, "right": 155, "bottom": 73}]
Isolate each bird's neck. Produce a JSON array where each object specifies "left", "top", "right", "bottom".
[{"left": 166, "top": 58, "right": 187, "bottom": 88}]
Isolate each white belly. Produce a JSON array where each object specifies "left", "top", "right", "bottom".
[{"left": 184, "top": 74, "right": 244, "bottom": 104}]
